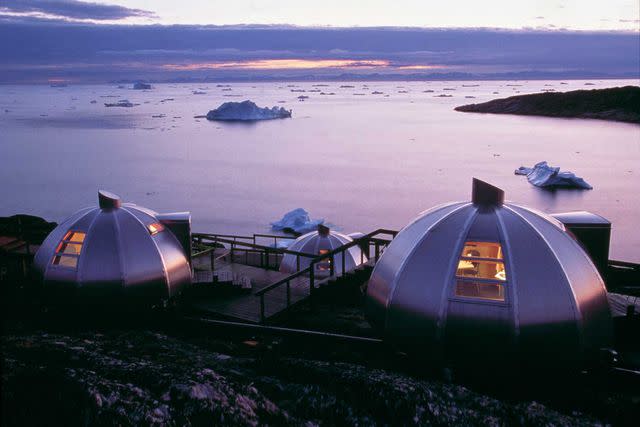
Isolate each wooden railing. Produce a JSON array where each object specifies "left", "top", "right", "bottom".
[
  {"left": 192, "top": 233, "right": 316, "bottom": 272},
  {"left": 254, "top": 228, "right": 398, "bottom": 322}
]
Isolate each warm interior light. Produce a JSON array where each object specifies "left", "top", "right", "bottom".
[
  {"left": 51, "top": 230, "right": 85, "bottom": 269},
  {"left": 148, "top": 222, "right": 164, "bottom": 235},
  {"left": 455, "top": 241, "right": 507, "bottom": 301},
  {"left": 317, "top": 249, "right": 332, "bottom": 271}
]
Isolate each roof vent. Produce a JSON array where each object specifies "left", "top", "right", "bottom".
[
  {"left": 98, "top": 190, "right": 121, "bottom": 209},
  {"left": 318, "top": 224, "right": 330, "bottom": 236},
  {"left": 471, "top": 178, "right": 504, "bottom": 206}
]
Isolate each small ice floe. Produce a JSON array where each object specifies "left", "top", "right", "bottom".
[
  {"left": 423, "top": 90, "right": 434, "bottom": 93},
  {"left": 515, "top": 161, "right": 592, "bottom": 189},
  {"left": 271, "top": 208, "right": 325, "bottom": 234},
  {"left": 435, "top": 94, "right": 453, "bottom": 98},
  {"left": 90, "top": 100, "right": 97, "bottom": 104},
  {"left": 104, "top": 99, "right": 137, "bottom": 107},
  {"left": 297, "top": 95, "right": 309, "bottom": 101},
  {"left": 192, "top": 91, "right": 207, "bottom": 95},
  {"left": 205, "top": 100, "right": 291, "bottom": 121},
  {"left": 320, "top": 92, "right": 336, "bottom": 95},
  {"left": 397, "top": 90, "right": 409, "bottom": 93},
  {"left": 340, "top": 85, "right": 355, "bottom": 88},
  {"left": 371, "top": 91, "right": 384, "bottom": 95},
  {"left": 133, "top": 82, "right": 152, "bottom": 90}
]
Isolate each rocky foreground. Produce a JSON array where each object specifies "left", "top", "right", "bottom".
[
  {"left": 2, "top": 324, "right": 635, "bottom": 427},
  {"left": 455, "top": 86, "right": 640, "bottom": 124}
]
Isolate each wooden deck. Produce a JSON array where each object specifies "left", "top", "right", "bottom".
[{"left": 190, "top": 254, "right": 311, "bottom": 323}]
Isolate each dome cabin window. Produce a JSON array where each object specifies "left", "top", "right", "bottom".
[
  {"left": 51, "top": 231, "right": 86, "bottom": 269},
  {"left": 147, "top": 222, "right": 165, "bottom": 235},
  {"left": 455, "top": 241, "right": 506, "bottom": 301},
  {"left": 317, "top": 248, "right": 332, "bottom": 271}
]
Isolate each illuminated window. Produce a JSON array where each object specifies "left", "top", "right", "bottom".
[
  {"left": 455, "top": 241, "right": 506, "bottom": 301},
  {"left": 51, "top": 231, "right": 86, "bottom": 269},
  {"left": 148, "top": 222, "right": 164, "bottom": 235},
  {"left": 317, "top": 249, "right": 332, "bottom": 271}
]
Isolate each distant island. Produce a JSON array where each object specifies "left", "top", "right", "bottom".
[{"left": 455, "top": 86, "right": 640, "bottom": 124}]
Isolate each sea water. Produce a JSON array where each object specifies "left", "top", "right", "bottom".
[{"left": 1, "top": 80, "right": 638, "bottom": 261}]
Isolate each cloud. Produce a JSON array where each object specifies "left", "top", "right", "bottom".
[
  {"left": 0, "top": 22, "right": 637, "bottom": 82},
  {"left": 0, "top": 0, "right": 156, "bottom": 22},
  {"left": 535, "top": 16, "right": 545, "bottom": 20},
  {"left": 619, "top": 19, "right": 640, "bottom": 23}
]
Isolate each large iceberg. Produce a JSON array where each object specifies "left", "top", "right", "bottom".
[
  {"left": 206, "top": 100, "right": 292, "bottom": 121},
  {"left": 515, "top": 161, "right": 592, "bottom": 189},
  {"left": 271, "top": 208, "right": 324, "bottom": 234}
]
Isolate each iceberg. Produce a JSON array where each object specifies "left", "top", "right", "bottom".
[
  {"left": 206, "top": 100, "right": 292, "bottom": 121},
  {"left": 515, "top": 161, "right": 592, "bottom": 189},
  {"left": 133, "top": 82, "right": 152, "bottom": 90},
  {"left": 271, "top": 208, "right": 324, "bottom": 235},
  {"left": 104, "top": 99, "right": 137, "bottom": 107}
]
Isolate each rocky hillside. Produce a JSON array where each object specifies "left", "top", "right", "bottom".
[
  {"left": 455, "top": 86, "right": 640, "bottom": 124},
  {"left": 2, "top": 327, "right": 635, "bottom": 426}
]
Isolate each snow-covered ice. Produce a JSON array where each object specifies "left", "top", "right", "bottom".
[
  {"left": 206, "top": 100, "right": 291, "bottom": 121},
  {"left": 271, "top": 208, "right": 324, "bottom": 234},
  {"left": 515, "top": 161, "right": 593, "bottom": 189}
]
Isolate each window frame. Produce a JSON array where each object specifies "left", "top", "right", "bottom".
[
  {"left": 51, "top": 230, "right": 86, "bottom": 270},
  {"left": 451, "top": 240, "right": 509, "bottom": 304}
]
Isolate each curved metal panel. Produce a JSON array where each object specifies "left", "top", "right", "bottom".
[
  {"left": 365, "top": 202, "right": 467, "bottom": 331},
  {"left": 500, "top": 206, "right": 581, "bottom": 361},
  {"left": 116, "top": 208, "right": 168, "bottom": 298},
  {"left": 385, "top": 204, "right": 476, "bottom": 347},
  {"left": 77, "top": 210, "right": 123, "bottom": 296},
  {"left": 508, "top": 204, "right": 613, "bottom": 353}
]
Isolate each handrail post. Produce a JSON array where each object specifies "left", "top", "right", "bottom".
[
  {"left": 286, "top": 280, "right": 291, "bottom": 308},
  {"left": 260, "top": 294, "right": 265, "bottom": 323},
  {"left": 231, "top": 242, "right": 235, "bottom": 263},
  {"left": 210, "top": 249, "right": 215, "bottom": 275},
  {"left": 341, "top": 250, "right": 346, "bottom": 276},
  {"left": 296, "top": 254, "right": 300, "bottom": 272},
  {"left": 330, "top": 255, "right": 335, "bottom": 276},
  {"left": 375, "top": 242, "right": 380, "bottom": 261},
  {"left": 309, "top": 265, "right": 315, "bottom": 296}
]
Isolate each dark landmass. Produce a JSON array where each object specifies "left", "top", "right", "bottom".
[{"left": 455, "top": 86, "right": 640, "bottom": 124}]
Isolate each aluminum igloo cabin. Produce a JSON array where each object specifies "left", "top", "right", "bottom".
[
  {"left": 280, "top": 225, "right": 367, "bottom": 276},
  {"left": 365, "top": 179, "right": 613, "bottom": 366},
  {"left": 32, "top": 191, "right": 192, "bottom": 305}
]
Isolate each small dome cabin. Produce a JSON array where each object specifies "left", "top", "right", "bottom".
[
  {"left": 33, "top": 191, "right": 192, "bottom": 305},
  {"left": 365, "top": 179, "right": 613, "bottom": 367},
  {"left": 280, "top": 225, "right": 367, "bottom": 275}
]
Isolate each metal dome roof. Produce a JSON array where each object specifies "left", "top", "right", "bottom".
[
  {"left": 280, "top": 225, "right": 367, "bottom": 274},
  {"left": 33, "top": 191, "right": 192, "bottom": 303},
  {"left": 365, "top": 179, "right": 612, "bottom": 365}
]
